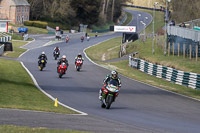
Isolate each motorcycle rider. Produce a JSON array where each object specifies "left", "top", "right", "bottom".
[
  {"left": 87, "top": 35, "right": 90, "bottom": 41},
  {"left": 57, "top": 55, "right": 69, "bottom": 73},
  {"left": 81, "top": 35, "right": 84, "bottom": 42},
  {"left": 66, "top": 35, "right": 70, "bottom": 42},
  {"left": 38, "top": 51, "right": 48, "bottom": 66},
  {"left": 53, "top": 46, "right": 60, "bottom": 55},
  {"left": 75, "top": 53, "right": 84, "bottom": 64},
  {"left": 99, "top": 70, "right": 121, "bottom": 100}
]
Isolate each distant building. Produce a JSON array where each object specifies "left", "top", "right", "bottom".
[
  {"left": 0, "top": 19, "right": 11, "bottom": 32},
  {"left": 0, "top": 0, "right": 30, "bottom": 25}
]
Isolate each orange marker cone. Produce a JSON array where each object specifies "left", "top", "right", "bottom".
[{"left": 54, "top": 98, "right": 58, "bottom": 107}]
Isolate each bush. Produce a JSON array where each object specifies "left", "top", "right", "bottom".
[
  {"left": 24, "top": 21, "right": 47, "bottom": 29},
  {"left": 24, "top": 21, "right": 34, "bottom": 26},
  {"left": 33, "top": 21, "right": 47, "bottom": 29},
  {"left": 47, "top": 21, "right": 70, "bottom": 30}
]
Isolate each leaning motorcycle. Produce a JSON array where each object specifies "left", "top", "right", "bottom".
[
  {"left": 58, "top": 62, "right": 67, "bottom": 78},
  {"left": 75, "top": 59, "right": 83, "bottom": 71},
  {"left": 38, "top": 57, "right": 46, "bottom": 71},
  {"left": 100, "top": 79, "right": 120, "bottom": 109},
  {"left": 53, "top": 51, "right": 60, "bottom": 60}
]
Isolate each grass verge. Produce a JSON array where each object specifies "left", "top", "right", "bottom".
[
  {"left": 9, "top": 24, "right": 48, "bottom": 34},
  {"left": 3, "top": 41, "right": 27, "bottom": 58},
  {"left": 1, "top": 39, "right": 77, "bottom": 114},
  {"left": 122, "top": 11, "right": 133, "bottom": 26},
  {"left": 0, "top": 125, "right": 89, "bottom": 133},
  {"left": 0, "top": 59, "right": 77, "bottom": 114},
  {"left": 85, "top": 37, "right": 121, "bottom": 61}
]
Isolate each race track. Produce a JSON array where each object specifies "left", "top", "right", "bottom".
[{"left": 1, "top": 9, "right": 200, "bottom": 133}]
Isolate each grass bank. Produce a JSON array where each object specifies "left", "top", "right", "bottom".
[
  {"left": 0, "top": 125, "right": 89, "bottom": 133},
  {"left": 1, "top": 39, "right": 77, "bottom": 114},
  {"left": 85, "top": 37, "right": 121, "bottom": 61},
  {"left": 9, "top": 24, "right": 48, "bottom": 34},
  {"left": 122, "top": 11, "right": 133, "bottom": 26},
  {"left": 0, "top": 59, "right": 77, "bottom": 114}
]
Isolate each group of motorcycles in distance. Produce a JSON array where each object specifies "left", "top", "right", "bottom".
[
  {"left": 38, "top": 50, "right": 83, "bottom": 79},
  {"left": 65, "top": 35, "right": 90, "bottom": 43}
]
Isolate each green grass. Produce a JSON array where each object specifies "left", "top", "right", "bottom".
[
  {"left": 27, "top": 26, "right": 48, "bottom": 34},
  {"left": 122, "top": 11, "right": 133, "bottom": 26},
  {"left": 91, "top": 22, "right": 114, "bottom": 31},
  {"left": 0, "top": 59, "right": 77, "bottom": 114},
  {"left": 85, "top": 37, "right": 121, "bottom": 61},
  {"left": 6, "top": 33, "right": 23, "bottom": 40},
  {"left": 9, "top": 24, "right": 48, "bottom": 34},
  {"left": 4, "top": 41, "right": 27, "bottom": 58},
  {"left": 0, "top": 125, "right": 89, "bottom": 133}
]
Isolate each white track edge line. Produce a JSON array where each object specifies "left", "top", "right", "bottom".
[{"left": 20, "top": 62, "right": 88, "bottom": 115}]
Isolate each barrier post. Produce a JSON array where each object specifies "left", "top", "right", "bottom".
[
  {"left": 168, "top": 41, "right": 170, "bottom": 56},
  {"left": 196, "top": 45, "right": 198, "bottom": 61},
  {"left": 183, "top": 44, "right": 185, "bottom": 58},
  {"left": 173, "top": 42, "right": 174, "bottom": 56},
  {"left": 178, "top": 43, "right": 180, "bottom": 56},
  {"left": 190, "top": 44, "right": 192, "bottom": 59}
]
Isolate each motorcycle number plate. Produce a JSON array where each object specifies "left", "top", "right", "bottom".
[{"left": 41, "top": 60, "right": 44, "bottom": 63}]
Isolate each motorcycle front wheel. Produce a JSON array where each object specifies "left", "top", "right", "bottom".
[
  {"left": 59, "top": 70, "right": 63, "bottom": 78},
  {"left": 39, "top": 64, "right": 44, "bottom": 71},
  {"left": 106, "top": 95, "right": 113, "bottom": 109}
]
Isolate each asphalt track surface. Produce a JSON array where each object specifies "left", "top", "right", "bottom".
[{"left": 1, "top": 9, "right": 200, "bottom": 133}]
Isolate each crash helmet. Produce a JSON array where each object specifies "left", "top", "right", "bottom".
[
  {"left": 56, "top": 46, "right": 59, "bottom": 49},
  {"left": 62, "top": 55, "right": 66, "bottom": 59},
  {"left": 42, "top": 51, "right": 45, "bottom": 55},
  {"left": 111, "top": 70, "right": 118, "bottom": 79},
  {"left": 78, "top": 53, "right": 82, "bottom": 57}
]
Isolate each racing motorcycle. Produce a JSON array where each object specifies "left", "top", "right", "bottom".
[
  {"left": 38, "top": 57, "right": 47, "bottom": 71},
  {"left": 81, "top": 36, "right": 84, "bottom": 42},
  {"left": 53, "top": 51, "right": 60, "bottom": 60},
  {"left": 100, "top": 79, "right": 120, "bottom": 109},
  {"left": 66, "top": 37, "right": 69, "bottom": 43},
  {"left": 58, "top": 62, "right": 67, "bottom": 78},
  {"left": 75, "top": 58, "right": 83, "bottom": 71}
]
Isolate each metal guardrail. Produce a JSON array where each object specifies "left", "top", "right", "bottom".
[
  {"left": 167, "top": 26, "right": 200, "bottom": 42},
  {"left": 129, "top": 56, "right": 200, "bottom": 90},
  {"left": 0, "top": 35, "right": 12, "bottom": 42},
  {"left": 0, "top": 44, "right": 4, "bottom": 56}
]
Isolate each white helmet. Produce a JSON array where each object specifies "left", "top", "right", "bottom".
[
  {"left": 111, "top": 70, "right": 117, "bottom": 75},
  {"left": 42, "top": 51, "right": 45, "bottom": 54},
  {"left": 62, "top": 55, "right": 66, "bottom": 59}
]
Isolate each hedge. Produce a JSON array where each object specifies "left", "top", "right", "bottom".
[{"left": 24, "top": 21, "right": 48, "bottom": 29}]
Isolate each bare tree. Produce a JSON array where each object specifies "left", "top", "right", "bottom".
[{"left": 111, "top": 0, "right": 115, "bottom": 22}]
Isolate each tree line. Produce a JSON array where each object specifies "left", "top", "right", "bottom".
[{"left": 27, "top": 0, "right": 129, "bottom": 27}]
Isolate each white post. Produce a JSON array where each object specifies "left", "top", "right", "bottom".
[{"left": 152, "top": 2, "right": 158, "bottom": 54}]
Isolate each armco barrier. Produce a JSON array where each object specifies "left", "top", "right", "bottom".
[
  {"left": 0, "top": 44, "right": 4, "bottom": 56},
  {"left": 129, "top": 56, "right": 200, "bottom": 90}
]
